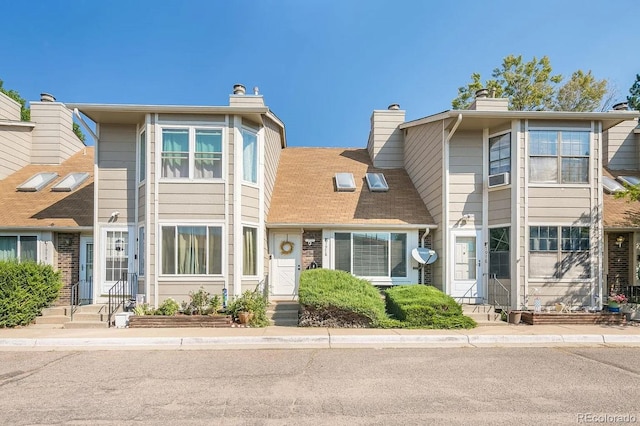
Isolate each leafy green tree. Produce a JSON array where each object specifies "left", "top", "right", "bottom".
[
  {"left": 72, "top": 123, "right": 86, "bottom": 142},
  {"left": 452, "top": 55, "right": 608, "bottom": 112},
  {"left": 628, "top": 74, "right": 640, "bottom": 111},
  {"left": 552, "top": 70, "right": 609, "bottom": 112},
  {"left": 0, "top": 79, "right": 30, "bottom": 121}
]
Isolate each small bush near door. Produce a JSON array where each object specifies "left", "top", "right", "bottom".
[
  {"left": 0, "top": 261, "right": 63, "bottom": 327},
  {"left": 385, "top": 285, "right": 476, "bottom": 329}
]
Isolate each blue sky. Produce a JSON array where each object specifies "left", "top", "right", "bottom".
[{"left": 1, "top": 0, "right": 638, "bottom": 147}]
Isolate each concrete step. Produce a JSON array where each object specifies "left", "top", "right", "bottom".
[
  {"left": 270, "top": 318, "right": 299, "bottom": 327},
  {"left": 465, "top": 311, "right": 504, "bottom": 323},
  {"left": 267, "top": 301, "right": 299, "bottom": 326},
  {"left": 29, "top": 323, "right": 65, "bottom": 329},
  {"left": 42, "top": 306, "right": 69, "bottom": 316},
  {"left": 461, "top": 304, "right": 495, "bottom": 315},
  {"left": 63, "top": 321, "right": 109, "bottom": 329},
  {"left": 77, "top": 304, "right": 108, "bottom": 314},
  {"left": 35, "top": 315, "right": 70, "bottom": 325},
  {"left": 71, "top": 312, "right": 105, "bottom": 322}
]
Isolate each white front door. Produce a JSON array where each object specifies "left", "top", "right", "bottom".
[
  {"left": 271, "top": 233, "right": 301, "bottom": 298},
  {"left": 79, "top": 236, "right": 93, "bottom": 304},
  {"left": 451, "top": 230, "right": 483, "bottom": 301}
]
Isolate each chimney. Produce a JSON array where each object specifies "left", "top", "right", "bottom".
[
  {"left": 368, "top": 104, "right": 405, "bottom": 168},
  {"left": 468, "top": 88, "right": 508, "bottom": 111},
  {"left": 40, "top": 93, "right": 56, "bottom": 102},
  {"left": 233, "top": 84, "right": 246, "bottom": 95},
  {"left": 613, "top": 102, "right": 629, "bottom": 111},
  {"left": 229, "top": 83, "right": 264, "bottom": 107}
]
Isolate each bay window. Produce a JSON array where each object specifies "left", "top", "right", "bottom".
[
  {"left": 161, "top": 225, "right": 222, "bottom": 275},
  {"left": 242, "top": 129, "right": 258, "bottom": 184},
  {"left": 334, "top": 232, "right": 407, "bottom": 278},
  {"left": 161, "top": 127, "right": 223, "bottom": 179},
  {"left": 529, "top": 130, "right": 589, "bottom": 183}
]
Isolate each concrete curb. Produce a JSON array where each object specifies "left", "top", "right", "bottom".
[{"left": 1, "top": 333, "right": 640, "bottom": 350}]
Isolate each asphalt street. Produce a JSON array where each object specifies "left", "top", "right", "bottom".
[{"left": 1, "top": 347, "right": 638, "bottom": 425}]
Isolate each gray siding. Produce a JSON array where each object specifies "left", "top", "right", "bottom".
[
  {"left": 0, "top": 92, "right": 21, "bottom": 121},
  {"left": 30, "top": 103, "right": 85, "bottom": 164},
  {"left": 157, "top": 113, "right": 225, "bottom": 123},
  {"left": 158, "top": 183, "right": 226, "bottom": 219},
  {"left": 0, "top": 126, "right": 32, "bottom": 179},
  {"left": 97, "top": 124, "right": 137, "bottom": 223},
  {"left": 604, "top": 120, "right": 638, "bottom": 170},
  {"left": 449, "top": 131, "right": 483, "bottom": 226},
  {"left": 528, "top": 187, "right": 592, "bottom": 222},
  {"left": 263, "top": 116, "right": 282, "bottom": 274},
  {"left": 241, "top": 185, "right": 260, "bottom": 222},
  {"left": 368, "top": 110, "right": 405, "bottom": 168},
  {"left": 138, "top": 184, "right": 146, "bottom": 223},
  {"left": 403, "top": 121, "right": 443, "bottom": 288},
  {"left": 488, "top": 187, "right": 510, "bottom": 226},
  {"left": 158, "top": 281, "right": 226, "bottom": 305}
]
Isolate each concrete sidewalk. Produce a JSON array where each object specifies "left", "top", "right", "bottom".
[{"left": 1, "top": 323, "right": 640, "bottom": 350}]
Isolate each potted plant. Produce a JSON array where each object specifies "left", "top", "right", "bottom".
[
  {"left": 608, "top": 293, "right": 628, "bottom": 313},
  {"left": 227, "top": 289, "right": 269, "bottom": 327}
]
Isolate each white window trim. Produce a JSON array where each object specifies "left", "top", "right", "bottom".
[
  {"left": 241, "top": 127, "right": 260, "bottom": 187},
  {"left": 138, "top": 128, "right": 146, "bottom": 186},
  {"left": 241, "top": 223, "right": 260, "bottom": 278},
  {"left": 137, "top": 225, "right": 145, "bottom": 277},
  {"left": 158, "top": 221, "right": 225, "bottom": 278},
  {"left": 528, "top": 129, "right": 591, "bottom": 186},
  {"left": 488, "top": 130, "right": 512, "bottom": 177},
  {"left": 101, "top": 226, "right": 133, "bottom": 293},
  {"left": 330, "top": 230, "right": 410, "bottom": 282},
  {"left": 159, "top": 124, "right": 226, "bottom": 182}
]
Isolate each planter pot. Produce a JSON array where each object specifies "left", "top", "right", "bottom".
[
  {"left": 508, "top": 311, "right": 522, "bottom": 324},
  {"left": 608, "top": 302, "right": 620, "bottom": 313},
  {"left": 238, "top": 311, "right": 254, "bottom": 325}
]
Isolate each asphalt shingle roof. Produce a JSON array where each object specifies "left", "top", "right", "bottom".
[
  {"left": 267, "top": 148, "right": 434, "bottom": 226},
  {"left": 603, "top": 168, "right": 640, "bottom": 229},
  {"left": 0, "top": 148, "right": 94, "bottom": 229}
]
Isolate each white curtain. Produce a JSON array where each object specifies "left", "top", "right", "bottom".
[{"left": 242, "top": 130, "right": 257, "bottom": 183}]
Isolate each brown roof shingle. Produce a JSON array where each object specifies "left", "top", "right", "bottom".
[
  {"left": 603, "top": 168, "right": 640, "bottom": 229},
  {"left": 267, "top": 148, "right": 434, "bottom": 226},
  {"left": 0, "top": 148, "right": 94, "bottom": 229}
]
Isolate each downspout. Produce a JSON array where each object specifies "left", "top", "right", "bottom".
[{"left": 443, "top": 113, "right": 462, "bottom": 295}]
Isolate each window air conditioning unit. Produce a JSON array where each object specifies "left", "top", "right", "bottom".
[{"left": 488, "top": 172, "right": 510, "bottom": 188}]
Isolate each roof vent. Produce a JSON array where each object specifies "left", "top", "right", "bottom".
[
  {"left": 253, "top": 86, "right": 259, "bottom": 95},
  {"left": 233, "top": 84, "right": 246, "bottom": 95},
  {"left": 612, "top": 102, "right": 629, "bottom": 111},
  {"left": 388, "top": 103, "right": 400, "bottom": 110},
  {"left": 40, "top": 93, "right": 56, "bottom": 102},
  {"left": 475, "top": 88, "right": 489, "bottom": 99}
]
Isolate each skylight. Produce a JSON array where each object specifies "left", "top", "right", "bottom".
[
  {"left": 616, "top": 175, "right": 640, "bottom": 186},
  {"left": 335, "top": 173, "right": 356, "bottom": 191},
  {"left": 602, "top": 176, "right": 625, "bottom": 194},
  {"left": 52, "top": 172, "right": 90, "bottom": 192},
  {"left": 366, "top": 173, "right": 389, "bottom": 192},
  {"left": 17, "top": 172, "right": 58, "bottom": 192}
]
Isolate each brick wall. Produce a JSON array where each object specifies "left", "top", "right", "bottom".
[
  {"left": 607, "top": 232, "right": 630, "bottom": 293},
  {"left": 55, "top": 233, "right": 80, "bottom": 306},
  {"left": 302, "top": 230, "right": 323, "bottom": 270}
]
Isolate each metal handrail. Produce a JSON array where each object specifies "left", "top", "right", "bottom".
[
  {"left": 489, "top": 273, "right": 511, "bottom": 312},
  {"left": 107, "top": 273, "right": 138, "bottom": 327},
  {"left": 70, "top": 280, "right": 80, "bottom": 321},
  {"left": 454, "top": 283, "right": 478, "bottom": 305}
]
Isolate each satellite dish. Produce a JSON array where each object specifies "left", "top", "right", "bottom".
[{"left": 412, "top": 248, "right": 438, "bottom": 265}]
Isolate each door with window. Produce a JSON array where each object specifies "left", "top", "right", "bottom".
[
  {"left": 79, "top": 236, "right": 93, "bottom": 304},
  {"left": 271, "top": 233, "right": 301, "bottom": 298},
  {"left": 451, "top": 230, "right": 483, "bottom": 301},
  {"left": 102, "top": 229, "right": 130, "bottom": 295}
]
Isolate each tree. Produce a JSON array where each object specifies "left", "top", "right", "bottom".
[
  {"left": 628, "top": 74, "right": 640, "bottom": 111},
  {"left": 452, "top": 55, "right": 609, "bottom": 112},
  {"left": 0, "top": 78, "right": 85, "bottom": 142},
  {"left": 552, "top": 70, "right": 609, "bottom": 112},
  {"left": 0, "top": 79, "right": 30, "bottom": 121}
]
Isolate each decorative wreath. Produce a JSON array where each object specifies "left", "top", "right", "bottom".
[{"left": 280, "top": 240, "right": 294, "bottom": 255}]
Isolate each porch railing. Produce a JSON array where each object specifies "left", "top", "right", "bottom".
[
  {"left": 107, "top": 273, "right": 138, "bottom": 327},
  {"left": 70, "top": 279, "right": 93, "bottom": 321},
  {"left": 488, "top": 274, "right": 511, "bottom": 313}
]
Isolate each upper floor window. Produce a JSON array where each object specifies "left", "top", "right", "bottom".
[
  {"left": 0, "top": 236, "right": 37, "bottom": 262},
  {"left": 242, "top": 129, "right": 258, "bottom": 184},
  {"left": 139, "top": 130, "right": 146, "bottom": 183},
  {"left": 489, "top": 133, "right": 511, "bottom": 176},
  {"left": 161, "top": 127, "right": 222, "bottom": 179},
  {"left": 529, "top": 130, "right": 589, "bottom": 184}
]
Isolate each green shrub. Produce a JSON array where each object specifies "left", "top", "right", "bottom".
[
  {"left": 298, "top": 269, "right": 388, "bottom": 327},
  {"left": 227, "top": 289, "right": 269, "bottom": 327},
  {"left": 0, "top": 261, "right": 63, "bottom": 327},
  {"left": 154, "top": 298, "right": 180, "bottom": 316},
  {"left": 385, "top": 285, "right": 476, "bottom": 329}
]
